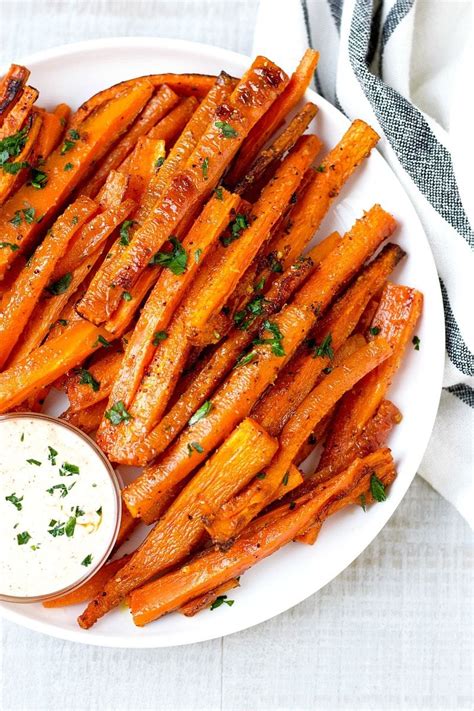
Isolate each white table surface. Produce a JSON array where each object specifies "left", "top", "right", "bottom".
[{"left": 0, "top": 2, "right": 472, "bottom": 709}]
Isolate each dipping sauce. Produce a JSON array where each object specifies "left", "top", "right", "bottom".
[{"left": 0, "top": 414, "right": 120, "bottom": 600}]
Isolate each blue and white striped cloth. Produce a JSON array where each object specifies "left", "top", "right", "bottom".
[{"left": 253, "top": 0, "right": 473, "bottom": 525}]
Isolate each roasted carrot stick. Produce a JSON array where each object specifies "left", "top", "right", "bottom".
[
  {"left": 0, "top": 79, "right": 153, "bottom": 277},
  {"left": 112, "top": 232, "right": 338, "bottom": 466},
  {"left": 0, "top": 64, "right": 30, "bottom": 123},
  {"left": 179, "top": 578, "right": 240, "bottom": 616},
  {"left": 96, "top": 170, "right": 130, "bottom": 210},
  {"left": 80, "top": 85, "right": 179, "bottom": 197},
  {"left": 78, "top": 418, "right": 277, "bottom": 626},
  {"left": 122, "top": 205, "right": 395, "bottom": 520},
  {"left": 0, "top": 319, "right": 110, "bottom": 412},
  {"left": 43, "top": 555, "right": 131, "bottom": 609},
  {"left": 226, "top": 49, "right": 319, "bottom": 186},
  {"left": 235, "top": 102, "right": 319, "bottom": 198},
  {"left": 81, "top": 58, "right": 288, "bottom": 322},
  {"left": 204, "top": 338, "right": 392, "bottom": 544},
  {"left": 251, "top": 243, "right": 405, "bottom": 435},
  {"left": 0, "top": 195, "right": 98, "bottom": 367},
  {"left": 34, "top": 108, "right": 67, "bottom": 161},
  {"left": 61, "top": 400, "right": 107, "bottom": 435},
  {"left": 64, "top": 346, "right": 123, "bottom": 412},
  {"left": 0, "top": 85, "right": 38, "bottom": 140},
  {"left": 97, "top": 188, "right": 240, "bottom": 454},
  {"left": 0, "top": 110, "right": 42, "bottom": 205},
  {"left": 146, "top": 96, "right": 198, "bottom": 144},
  {"left": 126, "top": 449, "right": 395, "bottom": 627},
  {"left": 318, "top": 283, "right": 423, "bottom": 473}
]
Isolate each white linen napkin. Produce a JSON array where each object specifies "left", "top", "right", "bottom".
[{"left": 253, "top": 0, "right": 473, "bottom": 526}]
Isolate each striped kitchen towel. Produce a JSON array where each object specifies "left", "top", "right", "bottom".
[{"left": 253, "top": 0, "right": 473, "bottom": 525}]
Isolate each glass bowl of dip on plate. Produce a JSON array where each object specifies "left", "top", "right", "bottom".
[{"left": 0, "top": 413, "right": 121, "bottom": 603}]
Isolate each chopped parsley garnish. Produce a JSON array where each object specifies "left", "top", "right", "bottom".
[
  {"left": 316, "top": 165, "right": 326, "bottom": 173},
  {"left": 20, "top": 432, "right": 24, "bottom": 442},
  {"left": 60, "top": 128, "right": 80, "bottom": 155},
  {"left": 215, "top": 121, "right": 238, "bottom": 139},
  {"left": 187, "top": 441, "right": 204, "bottom": 457},
  {"left": 46, "top": 483, "right": 73, "bottom": 498},
  {"left": 188, "top": 400, "right": 213, "bottom": 426},
  {"left": 5, "top": 493, "right": 23, "bottom": 511},
  {"left": 282, "top": 471, "right": 289, "bottom": 486},
  {"left": 202, "top": 157, "right": 209, "bottom": 179},
  {"left": 220, "top": 213, "right": 249, "bottom": 247},
  {"left": 253, "top": 319, "right": 285, "bottom": 356},
  {"left": 26, "top": 458, "right": 41, "bottom": 466},
  {"left": 359, "top": 493, "right": 367, "bottom": 512},
  {"left": 1, "top": 160, "right": 29, "bottom": 174},
  {"left": 64, "top": 162, "right": 74, "bottom": 171},
  {"left": 311, "top": 333, "right": 334, "bottom": 360},
  {"left": 119, "top": 220, "right": 135, "bottom": 246},
  {"left": 0, "top": 241, "right": 19, "bottom": 251},
  {"left": 234, "top": 351, "right": 257, "bottom": 369},
  {"left": 93, "top": 334, "right": 112, "bottom": 349},
  {"left": 47, "top": 272, "right": 72, "bottom": 295},
  {"left": 194, "top": 248, "right": 202, "bottom": 264},
  {"left": 105, "top": 400, "right": 132, "bottom": 425},
  {"left": 267, "top": 253, "right": 283, "bottom": 273},
  {"left": 122, "top": 290, "right": 132, "bottom": 301},
  {"left": 31, "top": 544, "right": 41, "bottom": 551},
  {"left": 149, "top": 236, "right": 187, "bottom": 275},
  {"left": 155, "top": 156, "right": 165, "bottom": 169},
  {"left": 96, "top": 506, "right": 102, "bottom": 516},
  {"left": 369, "top": 326, "right": 380, "bottom": 336},
  {"left": 233, "top": 294, "right": 268, "bottom": 330},
  {"left": 48, "top": 446, "right": 58, "bottom": 465},
  {"left": 210, "top": 595, "right": 234, "bottom": 610},
  {"left": 17, "top": 531, "right": 31, "bottom": 545},
  {"left": 9, "top": 207, "right": 36, "bottom": 227},
  {"left": 370, "top": 473, "right": 387, "bottom": 502},
  {"left": 30, "top": 168, "right": 48, "bottom": 189},
  {"left": 152, "top": 330, "right": 168, "bottom": 346},
  {"left": 59, "top": 462, "right": 80, "bottom": 477},
  {"left": 256, "top": 472, "right": 267, "bottom": 480},
  {"left": 77, "top": 367, "right": 100, "bottom": 392},
  {"left": 254, "top": 276, "right": 266, "bottom": 291},
  {"left": 81, "top": 554, "right": 93, "bottom": 567},
  {"left": 214, "top": 186, "right": 223, "bottom": 200},
  {"left": 412, "top": 335, "right": 420, "bottom": 350},
  {"left": 0, "top": 127, "right": 28, "bottom": 162},
  {"left": 71, "top": 215, "right": 79, "bottom": 225}
]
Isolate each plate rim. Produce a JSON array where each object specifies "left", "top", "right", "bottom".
[{"left": 0, "top": 36, "right": 445, "bottom": 648}]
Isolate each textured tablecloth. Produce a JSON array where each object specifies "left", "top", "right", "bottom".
[{"left": 0, "top": 2, "right": 472, "bottom": 710}]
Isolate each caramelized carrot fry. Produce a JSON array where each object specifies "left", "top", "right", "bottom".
[
  {"left": 0, "top": 319, "right": 110, "bottom": 413},
  {"left": 179, "top": 578, "right": 240, "bottom": 617},
  {"left": 97, "top": 189, "right": 240, "bottom": 456},
  {"left": 0, "top": 85, "right": 38, "bottom": 140},
  {"left": 122, "top": 205, "right": 395, "bottom": 520},
  {"left": 226, "top": 49, "right": 319, "bottom": 186},
  {"left": 125, "top": 450, "right": 394, "bottom": 627},
  {"left": 0, "top": 79, "right": 153, "bottom": 277},
  {"left": 0, "top": 111, "right": 42, "bottom": 205},
  {"left": 34, "top": 109, "right": 65, "bottom": 160},
  {"left": 104, "top": 266, "right": 160, "bottom": 336},
  {"left": 147, "top": 96, "right": 199, "bottom": 144},
  {"left": 65, "top": 347, "right": 123, "bottom": 412},
  {"left": 113, "top": 232, "right": 337, "bottom": 466},
  {"left": 43, "top": 555, "right": 131, "bottom": 608},
  {"left": 61, "top": 400, "right": 107, "bottom": 435},
  {"left": 0, "top": 64, "right": 30, "bottom": 123},
  {"left": 251, "top": 243, "right": 405, "bottom": 435},
  {"left": 96, "top": 170, "right": 130, "bottom": 210},
  {"left": 80, "top": 85, "right": 179, "bottom": 197},
  {"left": 79, "top": 418, "right": 277, "bottom": 626},
  {"left": 205, "top": 338, "right": 392, "bottom": 544},
  {"left": 0, "top": 196, "right": 98, "bottom": 367},
  {"left": 318, "top": 283, "right": 423, "bottom": 473},
  {"left": 80, "top": 58, "right": 288, "bottom": 323},
  {"left": 235, "top": 102, "right": 319, "bottom": 197}
]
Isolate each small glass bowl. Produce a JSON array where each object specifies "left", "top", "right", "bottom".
[{"left": 0, "top": 412, "right": 122, "bottom": 604}]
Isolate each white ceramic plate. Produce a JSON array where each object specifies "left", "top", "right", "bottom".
[{"left": 0, "top": 37, "right": 444, "bottom": 648}]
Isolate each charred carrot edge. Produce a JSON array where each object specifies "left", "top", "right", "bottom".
[
  {"left": 122, "top": 205, "right": 395, "bottom": 521},
  {"left": 80, "top": 85, "right": 179, "bottom": 198},
  {"left": 0, "top": 79, "right": 153, "bottom": 277},
  {"left": 226, "top": 49, "right": 319, "bottom": 186},
  {"left": 251, "top": 243, "right": 405, "bottom": 435},
  {"left": 0, "top": 64, "right": 30, "bottom": 122},
  {"left": 43, "top": 555, "right": 132, "bottom": 608},
  {"left": 319, "top": 283, "right": 423, "bottom": 473},
  {"left": 61, "top": 399, "right": 107, "bottom": 435},
  {"left": 83, "top": 58, "right": 289, "bottom": 323},
  {"left": 179, "top": 578, "right": 240, "bottom": 617},
  {"left": 0, "top": 85, "right": 38, "bottom": 140},
  {"left": 97, "top": 189, "right": 240, "bottom": 455},
  {"left": 0, "top": 110, "right": 42, "bottom": 205},
  {"left": 124, "top": 449, "right": 395, "bottom": 627},
  {"left": 8, "top": 245, "right": 106, "bottom": 365},
  {"left": 235, "top": 102, "right": 319, "bottom": 197},
  {"left": 0, "top": 319, "right": 111, "bottom": 413},
  {"left": 111, "top": 231, "right": 337, "bottom": 466},
  {"left": 0, "top": 196, "right": 98, "bottom": 368},
  {"left": 79, "top": 418, "right": 277, "bottom": 626},
  {"left": 205, "top": 338, "right": 392, "bottom": 545}
]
